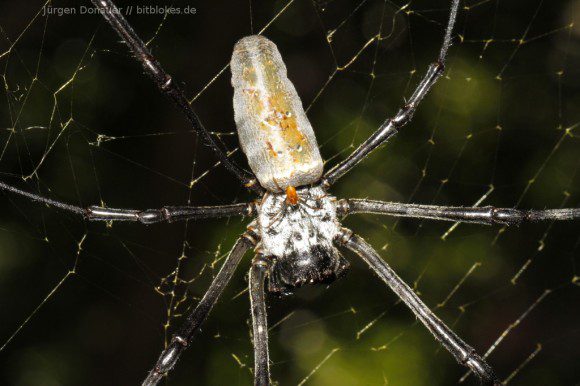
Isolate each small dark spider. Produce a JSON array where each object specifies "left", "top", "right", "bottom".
[{"left": 1, "top": 1, "right": 579, "bottom": 385}]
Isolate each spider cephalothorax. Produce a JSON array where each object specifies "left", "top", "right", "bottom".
[{"left": 255, "top": 186, "right": 349, "bottom": 294}]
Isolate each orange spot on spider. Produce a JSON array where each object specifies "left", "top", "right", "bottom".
[
  {"left": 266, "top": 141, "right": 277, "bottom": 157},
  {"left": 285, "top": 186, "right": 299, "bottom": 206}
]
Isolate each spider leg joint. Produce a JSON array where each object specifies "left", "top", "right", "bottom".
[
  {"left": 336, "top": 199, "right": 351, "bottom": 216},
  {"left": 392, "top": 107, "right": 413, "bottom": 127},
  {"left": 490, "top": 207, "right": 525, "bottom": 226},
  {"left": 243, "top": 230, "right": 260, "bottom": 246},
  {"left": 252, "top": 255, "right": 271, "bottom": 269},
  {"left": 246, "top": 201, "right": 258, "bottom": 217},
  {"left": 161, "top": 75, "right": 173, "bottom": 90},
  {"left": 138, "top": 209, "right": 168, "bottom": 224},
  {"left": 171, "top": 335, "right": 188, "bottom": 347},
  {"left": 336, "top": 227, "right": 354, "bottom": 245},
  {"left": 434, "top": 60, "right": 446, "bottom": 75}
]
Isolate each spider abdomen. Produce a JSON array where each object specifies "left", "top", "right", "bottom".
[{"left": 231, "top": 35, "right": 323, "bottom": 192}]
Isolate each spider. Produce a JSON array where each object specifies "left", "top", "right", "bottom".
[{"left": 1, "top": 0, "right": 579, "bottom": 385}]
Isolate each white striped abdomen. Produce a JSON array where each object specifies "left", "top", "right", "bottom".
[{"left": 231, "top": 35, "right": 323, "bottom": 192}]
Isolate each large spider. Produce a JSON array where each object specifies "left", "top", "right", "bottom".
[{"left": 1, "top": 0, "right": 579, "bottom": 385}]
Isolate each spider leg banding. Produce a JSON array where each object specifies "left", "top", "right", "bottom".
[
  {"left": 86, "top": 203, "right": 255, "bottom": 223},
  {"left": 250, "top": 256, "right": 271, "bottom": 386},
  {"left": 322, "top": 0, "right": 460, "bottom": 187},
  {"left": 142, "top": 232, "right": 258, "bottom": 386},
  {"left": 337, "top": 230, "right": 501, "bottom": 386},
  {"left": 89, "top": 0, "right": 262, "bottom": 193},
  {"left": 339, "top": 199, "right": 580, "bottom": 226},
  {"left": 0, "top": 179, "right": 255, "bottom": 224}
]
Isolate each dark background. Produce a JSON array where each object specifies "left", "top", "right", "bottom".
[{"left": 0, "top": 0, "right": 579, "bottom": 385}]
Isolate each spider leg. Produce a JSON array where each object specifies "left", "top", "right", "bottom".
[
  {"left": 89, "top": 0, "right": 262, "bottom": 193},
  {"left": 322, "top": 0, "right": 460, "bottom": 187},
  {"left": 88, "top": 203, "right": 255, "bottom": 223},
  {"left": 0, "top": 180, "right": 254, "bottom": 223},
  {"left": 0, "top": 180, "right": 87, "bottom": 216},
  {"left": 250, "top": 256, "right": 271, "bottom": 386},
  {"left": 336, "top": 228, "right": 501, "bottom": 386},
  {"left": 142, "top": 232, "right": 258, "bottom": 386},
  {"left": 339, "top": 199, "right": 580, "bottom": 226}
]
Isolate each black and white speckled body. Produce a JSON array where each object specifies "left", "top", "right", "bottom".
[{"left": 254, "top": 186, "right": 349, "bottom": 294}]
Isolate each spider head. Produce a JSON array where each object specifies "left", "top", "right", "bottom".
[
  {"left": 256, "top": 186, "right": 347, "bottom": 295},
  {"left": 267, "top": 245, "right": 349, "bottom": 295}
]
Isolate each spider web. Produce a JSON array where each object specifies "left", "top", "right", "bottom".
[{"left": 0, "top": 0, "right": 579, "bottom": 385}]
